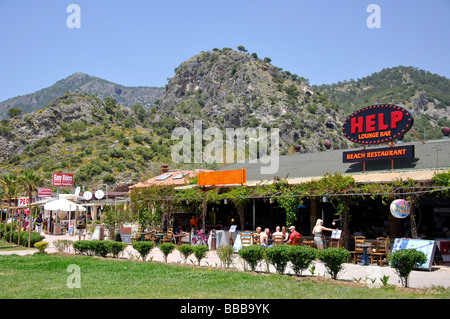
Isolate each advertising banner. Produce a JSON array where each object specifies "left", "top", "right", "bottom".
[{"left": 52, "top": 173, "right": 74, "bottom": 187}]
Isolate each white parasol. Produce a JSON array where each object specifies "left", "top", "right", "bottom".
[{"left": 44, "top": 198, "right": 86, "bottom": 212}]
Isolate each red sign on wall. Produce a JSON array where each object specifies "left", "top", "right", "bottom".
[
  {"left": 342, "top": 105, "right": 414, "bottom": 145},
  {"left": 18, "top": 197, "right": 36, "bottom": 207},
  {"left": 52, "top": 173, "right": 74, "bottom": 187}
]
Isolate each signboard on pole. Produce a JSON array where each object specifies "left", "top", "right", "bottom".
[
  {"left": 38, "top": 188, "right": 52, "bottom": 197},
  {"left": 52, "top": 173, "right": 74, "bottom": 187},
  {"left": 119, "top": 227, "right": 132, "bottom": 244}
]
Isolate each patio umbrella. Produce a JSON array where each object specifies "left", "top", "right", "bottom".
[
  {"left": 44, "top": 198, "right": 86, "bottom": 235},
  {"left": 44, "top": 198, "right": 86, "bottom": 212}
]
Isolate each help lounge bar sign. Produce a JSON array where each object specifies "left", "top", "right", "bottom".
[
  {"left": 342, "top": 104, "right": 414, "bottom": 145},
  {"left": 52, "top": 173, "right": 73, "bottom": 187},
  {"left": 342, "top": 105, "right": 415, "bottom": 163}
]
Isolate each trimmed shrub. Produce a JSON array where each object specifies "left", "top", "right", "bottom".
[
  {"left": 177, "top": 244, "right": 194, "bottom": 263},
  {"left": 193, "top": 245, "right": 209, "bottom": 266},
  {"left": 107, "top": 241, "right": 127, "bottom": 258},
  {"left": 265, "top": 245, "right": 290, "bottom": 274},
  {"left": 132, "top": 241, "right": 155, "bottom": 261},
  {"left": 159, "top": 242, "right": 176, "bottom": 263},
  {"left": 72, "top": 240, "right": 127, "bottom": 258},
  {"left": 34, "top": 241, "right": 49, "bottom": 253},
  {"left": 73, "top": 240, "right": 91, "bottom": 255},
  {"left": 217, "top": 245, "right": 235, "bottom": 268},
  {"left": 387, "top": 249, "right": 427, "bottom": 287},
  {"left": 317, "top": 248, "right": 351, "bottom": 280},
  {"left": 238, "top": 245, "right": 265, "bottom": 271},
  {"left": 91, "top": 240, "right": 110, "bottom": 257},
  {"left": 288, "top": 245, "right": 317, "bottom": 276}
]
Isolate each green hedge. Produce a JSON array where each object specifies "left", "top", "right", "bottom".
[
  {"left": 4, "top": 231, "right": 44, "bottom": 247},
  {"left": 72, "top": 240, "right": 127, "bottom": 258}
]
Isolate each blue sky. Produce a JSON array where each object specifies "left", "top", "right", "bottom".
[{"left": 0, "top": 0, "right": 449, "bottom": 102}]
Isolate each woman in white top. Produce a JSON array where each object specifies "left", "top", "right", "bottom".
[{"left": 312, "top": 219, "right": 335, "bottom": 250}]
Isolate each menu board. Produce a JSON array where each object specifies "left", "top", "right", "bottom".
[
  {"left": 331, "top": 230, "right": 342, "bottom": 239},
  {"left": 91, "top": 226, "right": 100, "bottom": 240},
  {"left": 120, "top": 227, "right": 132, "bottom": 244},
  {"left": 391, "top": 238, "right": 436, "bottom": 271}
]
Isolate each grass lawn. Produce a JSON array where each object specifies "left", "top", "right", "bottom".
[
  {"left": 0, "top": 253, "right": 448, "bottom": 299},
  {"left": 0, "top": 239, "right": 35, "bottom": 251}
]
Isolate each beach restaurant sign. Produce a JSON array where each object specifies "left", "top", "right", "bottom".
[{"left": 342, "top": 105, "right": 415, "bottom": 163}]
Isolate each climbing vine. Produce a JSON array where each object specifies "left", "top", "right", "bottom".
[{"left": 128, "top": 171, "right": 450, "bottom": 244}]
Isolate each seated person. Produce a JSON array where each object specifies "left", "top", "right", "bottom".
[
  {"left": 282, "top": 226, "right": 289, "bottom": 243},
  {"left": 287, "top": 226, "right": 300, "bottom": 245},
  {"left": 273, "top": 226, "right": 283, "bottom": 236},
  {"left": 260, "top": 228, "right": 272, "bottom": 248}
]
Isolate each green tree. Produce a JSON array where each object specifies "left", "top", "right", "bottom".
[
  {"left": 19, "top": 169, "right": 44, "bottom": 247},
  {"left": 1, "top": 173, "right": 18, "bottom": 243},
  {"left": 8, "top": 108, "right": 22, "bottom": 118},
  {"left": 237, "top": 45, "right": 247, "bottom": 53}
]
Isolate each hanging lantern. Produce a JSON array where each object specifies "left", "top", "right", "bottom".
[{"left": 390, "top": 199, "right": 410, "bottom": 219}]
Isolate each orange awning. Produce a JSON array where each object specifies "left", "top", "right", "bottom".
[{"left": 198, "top": 169, "right": 246, "bottom": 187}]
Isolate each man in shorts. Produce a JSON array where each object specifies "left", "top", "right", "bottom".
[{"left": 77, "top": 215, "right": 87, "bottom": 240}]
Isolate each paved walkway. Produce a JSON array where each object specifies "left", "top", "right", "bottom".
[{"left": 2, "top": 233, "right": 449, "bottom": 290}]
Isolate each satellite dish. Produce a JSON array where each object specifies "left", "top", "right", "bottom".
[
  {"left": 83, "top": 191, "right": 93, "bottom": 201},
  {"left": 95, "top": 190, "right": 104, "bottom": 200}
]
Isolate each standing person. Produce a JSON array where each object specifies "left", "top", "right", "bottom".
[
  {"left": 190, "top": 215, "right": 200, "bottom": 230},
  {"left": 287, "top": 226, "right": 300, "bottom": 245},
  {"left": 312, "top": 219, "right": 336, "bottom": 250},
  {"left": 77, "top": 215, "right": 87, "bottom": 240},
  {"left": 35, "top": 214, "right": 43, "bottom": 234}
]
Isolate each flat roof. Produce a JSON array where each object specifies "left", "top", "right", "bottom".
[{"left": 219, "top": 139, "right": 450, "bottom": 185}]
